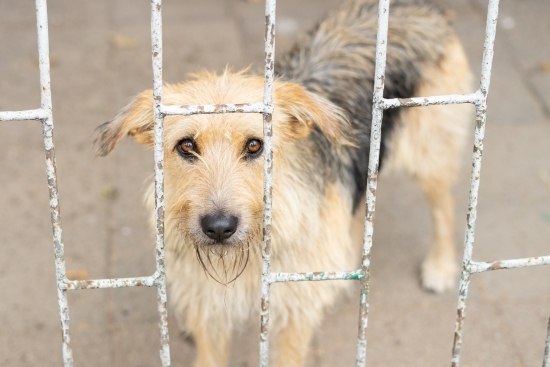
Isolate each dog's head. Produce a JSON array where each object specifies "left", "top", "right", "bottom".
[{"left": 94, "top": 70, "right": 350, "bottom": 283}]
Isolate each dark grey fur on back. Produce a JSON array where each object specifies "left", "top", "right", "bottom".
[{"left": 275, "top": 0, "right": 453, "bottom": 211}]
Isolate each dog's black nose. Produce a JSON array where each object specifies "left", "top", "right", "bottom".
[{"left": 200, "top": 214, "right": 238, "bottom": 242}]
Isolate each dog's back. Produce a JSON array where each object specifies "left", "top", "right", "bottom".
[
  {"left": 276, "top": 0, "right": 462, "bottom": 210},
  {"left": 277, "top": 0, "right": 473, "bottom": 295}
]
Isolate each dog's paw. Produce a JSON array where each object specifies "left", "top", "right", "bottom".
[{"left": 421, "top": 256, "right": 458, "bottom": 293}]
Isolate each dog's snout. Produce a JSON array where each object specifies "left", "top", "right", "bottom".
[{"left": 200, "top": 214, "right": 238, "bottom": 242}]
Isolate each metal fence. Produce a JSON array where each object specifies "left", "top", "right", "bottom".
[{"left": 1, "top": 0, "right": 549, "bottom": 366}]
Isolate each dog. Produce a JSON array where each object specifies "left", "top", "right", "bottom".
[{"left": 94, "top": 0, "right": 472, "bottom": 365}]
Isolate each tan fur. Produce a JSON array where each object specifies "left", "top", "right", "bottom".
[
  {"left": 114, "top": 73, "right": 357, "bottom": 367},
  {"left": 275, "top": 82, "right": 354, "bottom": 145},
  {"left": 385, "top": 36, "right": 473, "bottom": 291},
  {"left": 272, "top": 316, "right": 315, "bottom": 367}
]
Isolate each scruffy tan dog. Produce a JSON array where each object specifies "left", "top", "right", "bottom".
[{"left": 95, "top": 0, "right": 472, "bottom": 365}]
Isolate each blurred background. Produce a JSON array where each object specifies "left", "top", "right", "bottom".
[{"left": 0, "top": 0, "right": 549, "bottom": 366}]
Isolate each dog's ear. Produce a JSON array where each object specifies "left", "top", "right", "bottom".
[
  {"left": 94, "top": 89, "right": 154, "bottom": 156},
  {"left": 274, "top": 81, "right": 353, "bottom": 145}
]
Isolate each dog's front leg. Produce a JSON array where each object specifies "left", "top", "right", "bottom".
[
  {"left": 418, "top": 176, "right": 459, "bottom": 293},
  {"left": 272, "top": 317, "right": 314, "bottom": 367},
  {"left": 191, "top": 316, "right": 230, "bottom": 367}
]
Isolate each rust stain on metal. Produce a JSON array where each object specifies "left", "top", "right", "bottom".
[{"left": 488, "top": 261, "right": 502, "bottom": 270}]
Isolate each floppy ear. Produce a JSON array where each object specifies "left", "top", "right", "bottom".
[
  {"left": 273, "top": 81, "right": 354, "bottom": 145},
  {"left": 94, "top": 89, "right": 154, "bottom": 156}
]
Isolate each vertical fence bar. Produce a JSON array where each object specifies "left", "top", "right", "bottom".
[
  {"left": 259, "top": 0, "right": 276, "bottom": 366},
  {"left": 35, "top": 0, "right": 74, "bottom": 365},
  {"left": 478, "top": 0, "right": 500, "bottom": 97},
  {"left": 151, "top": 0, "right": 171, "bottom": 365},
  {"left": 451, "top": 0, "right": 499, "bottom": 366},
  {"left": 543, "top": 318, "right": 550, "bottom": 367},
  {"left": 451, "top": 102, "right": 485, "bottom": 367},
  {"left": 355, "top": 0, "right": 390, "bottom": 366}
]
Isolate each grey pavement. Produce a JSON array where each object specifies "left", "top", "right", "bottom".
[{"left": 1, "top": 0, "right": 549, "bottom": 366}]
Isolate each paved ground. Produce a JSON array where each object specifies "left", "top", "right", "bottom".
[{"left": 1, "top": 0, "right": 549, "bottom": 366}]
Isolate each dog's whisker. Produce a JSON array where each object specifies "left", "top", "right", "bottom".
[
  {"left": 188, "top": 240, "right": 252, "bottom": 285},
  {"left": 205, "top": 248, "right": 224, "bottom": 281},
  {"left": 194, "top": 247, "right": 212, "bottom": 280},
  {"left": 225, "top": 245, "right": 249, "bottom": 285}
]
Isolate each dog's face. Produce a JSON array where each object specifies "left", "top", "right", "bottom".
[{"left": 95, "top": 70, "right": 349, "bottom": 282}]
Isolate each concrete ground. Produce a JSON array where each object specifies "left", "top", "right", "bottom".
[{"left": 1, "top": 0, "right": 549, "bottom": 366}]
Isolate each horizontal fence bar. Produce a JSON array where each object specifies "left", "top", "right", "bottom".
[
  {"left": 61, "top": 256, "right": 550, "bottom": 288},
  {"left": 0, "top": 108, "right": 49, "bottom": 121},
  {"left": 161, "top": 102, "right": 272, "bottom": 116},
  {"left": 382, "top": 91, "right": 481, "bottom": 109},
  {"left": 468, "top": 256, "right": 550, "bottom": 273},
  {"left": 270, "top": 269, "right": 365, "bottom": 283},
  {"left": 66, "top": 275, "right": 159, "bottom": 290}
]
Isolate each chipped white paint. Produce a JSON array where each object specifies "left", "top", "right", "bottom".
[
  {"left": 66, "top": 275, "right": 158, "bottom": 290},
  {"left": 383, "top": 91, "right": 481, "bottom": 109},
  {"left": 34, "top": 0, "right": 74, "bottom": 365},
  {"left": 354, "top": 1, "right": 391, "bottom": 365},
  {"left": 259, "top": 0, "right": 277, "bottom": 366},
  {"left": 451, "top": 1, "right": 499, "bottom": 366},
  {"left": 162, "top": 102, "right": 272, "bottom": 116},
  {"left": 150, "top": 1, "right": 172, "bottom": 365},
  {"left": 468, "top": 256, "right": 550, "bottom": 273},
  {"left": 270, "top": 270, "right": 365, "bottom": 283},
  {"left": 0, "top": 109, "right": 49, "bottom": 121},
  {"left": 544, "top": 318, "right": 550, "bottom": 367}
]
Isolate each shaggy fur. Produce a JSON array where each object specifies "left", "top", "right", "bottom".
[{"left": 94, "top": 0, "right": 472, "bottom": 366}]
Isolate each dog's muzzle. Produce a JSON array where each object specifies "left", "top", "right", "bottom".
[{"left": 200, "top": 213, "right": 238, "bottom": 243}]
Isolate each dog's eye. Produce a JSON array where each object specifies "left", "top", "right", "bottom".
[
  {"left": 179, "top": 139, "right": 194, "bottom": 153},
  {"left": 245, "top": 138, "right": 263, "bottom": 159},
  {"left": 176, "top": 138, "right": 197, "bottom": 160}
]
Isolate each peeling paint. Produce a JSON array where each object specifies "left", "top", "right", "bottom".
[
  {"left": 383, "top": 91, "right": 481, "bottom": 109},
  {"left": 352, "top": 1, "right": 391, "bottom": 365},
  {"left": 270, "top": 270, "right": 365, "bottom": 283},
  {"left": 544, "top": 318, "right": 550, "bottom": 367},
  {"left": 259, "top": 2, "right": 276, "bottom": 367},
  {"left": 451, "top": 1, "right": 500, "bottom": 366},
  {"left": 162, "top": 102, "right": 272, "bottom": 116},
  {"left": 150, "top": 1, "right": 172, "bottom": 365},
  {"left": 468, "top": 256, "right": 550, "bottom": 273}
]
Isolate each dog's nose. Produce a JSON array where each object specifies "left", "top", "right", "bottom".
[{"left": 200, "top": 214, "right": 238, "bottom": 242}]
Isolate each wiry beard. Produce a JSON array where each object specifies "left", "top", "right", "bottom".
[
  {"left": 169, "top": 215, "right": 260, "bottom": 285},
  {"left": 194, "top": 241, "right": 251, "bottom": 285}
]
